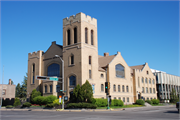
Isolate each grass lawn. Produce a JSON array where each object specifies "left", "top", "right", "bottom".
[
  {"left": 30, "top": 105, "right": 45, "bottom": 108},
  {"left": 97, "top": 105, "right": 143, "bottom": 109},
  {"left": 151, "top": 104, "right": 165, "bottom": 106}
]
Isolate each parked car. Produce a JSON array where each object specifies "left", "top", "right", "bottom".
[{"left": 176, "top": 102, "right": 179, "bottom": 113}]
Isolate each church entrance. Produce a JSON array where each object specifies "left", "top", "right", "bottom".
[{"left": 138, "top": 92, "right": 141, "bottom": 99}]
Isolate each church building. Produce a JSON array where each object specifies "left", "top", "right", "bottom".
[{"left": 27, "top": 12, "right": 157, "bottom": 104}]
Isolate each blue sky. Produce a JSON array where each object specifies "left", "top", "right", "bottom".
[{"left": 0, "top": 1, "right": 179, "bottom": 85}]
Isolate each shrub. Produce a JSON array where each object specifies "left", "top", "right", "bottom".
[
  {"left": 95, "top": 98, "right": 107, "bottom": 107},
  {"left": 43, "top": 95, "right": 57, "bottom": 105},
  {"left": 53, "top": 99, "right": 63, "bottom": 106},
  {"left": 135, "top": 99, "right": 145, "bottom": 105},
  {"left": 13, "top": 98, "right": 21, "bottom": 107},
  {"left": 91, "top": 98, "right": 96, "bottom": 104},
  {"left": 33, "top": 96, "right": 45, "bottom": 105},
  {"left": 145, "top": 100, "right": 152, "bottom": 105},
  {"left": 23, "top": 102, "right": 31, "bottom": 107},
  {"left": 151, "top": 99, "right": 160, "bottom": 105},
  {"left": 30, "top": 89, "right": 41, "bottom": 103},
  {"left": 67, "top": 103, "right": 97, "bottom": 109},
  {"left": 6, "top": 105, "right": 13, "bottom": 108},
  {"left": 45, "top": 103, "right": 54, "bottom": 108}
]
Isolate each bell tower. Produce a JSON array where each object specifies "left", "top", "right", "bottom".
[{"left": 62, "top": 12, "right": 99, "bottom": 97}]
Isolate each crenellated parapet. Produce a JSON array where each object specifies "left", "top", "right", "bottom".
[
  {"left": 28, "top": 50, "right": 43, "bottom": 59},
  {"left": 63, "top": 12, "right": 97, "bottom": 27}
]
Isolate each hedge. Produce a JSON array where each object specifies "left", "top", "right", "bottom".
[
  {"left": 151, "top": 99, "right": 160, "bottom": 105},
  {"left": 94, "top": 98, "right": 107, "bottom": 107},
  {"left": 112, "top": 99, "right": 124, "bottom": 106},
  {"left": 33, "top": 95, "right": 57, "bottom": 105},
  {"left": 23, "top": 102, "right": 31, "bottom": 107},
  {"left": 67, "top": 103, "right": 97, "bottom": 109},
  {"left": 135, "top": 99, "right": 145, "bottom": 105},
  {"left": 6, "top": 105, "right": 13, "bottom": 108},
  {"left": 145, "top": 100, "right": 152, "bottom": 105}
]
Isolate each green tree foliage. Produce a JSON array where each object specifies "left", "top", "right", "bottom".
[
  {"left": 13, "top": 97, "right": 21, "bottom": 107},
  {"left": 72, "top": 84, "right": 84, "bottom": 103},
  {"left": 170, "top": 88, "right": 179, "bottom": 103},
  {"left": 151, "top": 99, "right": 160, "bottom": 105},
  {"left": 11, "top": 80, "right": 14, "bottom": 85},
  {"left": 81, "top": 80, "right": 93, "bottom": 103},
  {"left": 30, "top": 89, "right": 41, "bottom": 103},
  {"left": 15, "top": 73, "right": 27, "bottom": 98},
  {"left": 15, "top": 83, "right": 21, "bottom": 97}
]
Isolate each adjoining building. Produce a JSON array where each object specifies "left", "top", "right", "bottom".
[
  {"left": 27, "top": 12, "right": 157, "bottom": 104},
  {"left": 130, "top": 63, "right": 157, "bottom": 101},
  {"left": 151, "top": 69, "right": 180, "bottom": 101},
  {"left": 0, "top": 79, "right": 16, "bottom": 106}
]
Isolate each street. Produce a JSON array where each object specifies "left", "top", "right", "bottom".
[{"left": 0, "top": 106, "right": 179, "bottom": 120}]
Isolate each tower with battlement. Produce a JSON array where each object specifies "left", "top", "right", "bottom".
[{"left": 63, "top": 12, "right": 99, "bottom": 97}]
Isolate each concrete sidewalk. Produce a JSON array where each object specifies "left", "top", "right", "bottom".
[{"left": 0, "top": 105, "right": 175, "bottom": 112}]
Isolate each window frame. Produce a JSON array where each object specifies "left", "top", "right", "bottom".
[{"left": 115, "top": 64, "right": 125, "bottom": 78}]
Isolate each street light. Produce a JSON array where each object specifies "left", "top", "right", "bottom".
[{"left": 55, "top": 55, "right": 64, "bottom": 109}]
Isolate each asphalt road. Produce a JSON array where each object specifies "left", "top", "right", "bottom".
[{"left": 0, "top": 106, "right": 179, "bottom": 120}]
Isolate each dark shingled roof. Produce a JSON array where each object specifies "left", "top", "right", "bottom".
[
  {"left": 130, "top": 64, "right": 145, "bottom": 71},
  {"left": 56, "top": 44, "right": 63, "bottom": 49},
  {"left": 98, "top": 55, "right": 116, "bottom": 68}
]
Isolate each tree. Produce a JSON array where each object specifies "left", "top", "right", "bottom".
[
  {"left": 21, "top": 73, "right": 27, "bottom": 98},
  {"left": 72, "top": 84, "right": 84, "bottom": 103},
  {"left": 170, "top": 88, "right": 179, "bottom": 103},
  {"left": 11, "top": 80, "right": 14, "bottom": 85},
  {"left": 30, "top": 89, "right": 41, "bottom": 103},
  {"left": 81, "top": 80, "right": 93, "bottom": 103},
  {"left": 15, "top": 83, "right": 21, "bottom": 97}
]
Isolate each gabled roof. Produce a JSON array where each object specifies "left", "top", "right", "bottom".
[
  {"left": 130, "top": 64, "right": 145, "bottom": 71},
  {"left": 98, "top": 55, "right": 116, "bottom": 68}
]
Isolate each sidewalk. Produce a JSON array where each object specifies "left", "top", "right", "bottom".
[{"left": 0, "top": 104, "right": 175, "bottom": 112}]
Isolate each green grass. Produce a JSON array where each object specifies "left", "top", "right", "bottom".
[
  {"left": 97, "top": 105, "right": 143, "bottom": 109},
  {"left": 30, "top": 105, "right": 45, "bottom": 108},
  {"left": 151, "top": 104, "right": 165, "bottom": 106}
]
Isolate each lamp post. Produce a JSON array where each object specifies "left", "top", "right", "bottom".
[{"left": 55, "top": 55, "right": 64, "bottom": 109}]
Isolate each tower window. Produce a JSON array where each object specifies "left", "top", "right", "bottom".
[
  {"left": 91, "top": 30, "right": 93, "bottom": 45},
  {"left": 69, "top": 75, "right": 76, "bottom": 86},
  {"left": 89, "top": 70, "right": 92, "bottom": 79},
  {"left": 138, "top": 77, "right": 140, "bottom": 87},
  {"left": 89, "top": 56, "right": 91, "bottom": 65},
  {"left": 67, "top": 29, "right": 71, "bottom": 45},
  {"left": 32, "top": 64, "right": 35, "bottom": 84},
  {"left": 85, "top": 28, "right": 88, "bottom": 43},
  {"left": 74, "top": 27, "right": 77, "bottom": 44},
  {"left": 71, "top": 55, "right": 74, "bottom": 65},
  {"left": 147, "top": 71, "right": 149, "bottom": 75},
  {"left": 101, "top": 74, "right": 104, "bottom": 78}
]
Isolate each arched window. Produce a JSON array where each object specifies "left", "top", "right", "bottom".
[
  {"left": 67, "top": 29, "right": 71, "bottom": 45},
  {"left": 45, "top": 85, "right": 47, "bottom": 93},
  {"left": 126, "top": 86, "right": 129, "bottom": 92},
  {"left": 85, "top": 28, "right": 88, "bottom": 43},
  {"left": 147, "top": 71, "right": 149, "bottom": 75},
  {"left": 70, "top": 54, "right": 74, "bottom": 65},
  {"left": 101, "top": 84, "right": 104, "bottom": 92},
  {"left": 122, "top": 85, "right": 125, "bottom": 92},
  {"left": 69, "top": 75, "right": 76, "bottom": 86},
  {"left": 113, "top": 84, "right": 116, "bottom": 92},
  {"left": 115, "top": 64, "right": 125, "bottom": 78},
  {"left": 152, "top": 79, "right": 155, "bottom": 84},
  {"left": 50, "top": 85, "right": 52, "bottom": 93},
  {"left": 142, "top": 87, "right": 144, "bottom": 93},
  {"left": 91, "top": 30, "right": 93, "bottom": 45},
  {"left": 47, "top": 63, "right": 60, "bottom": 77},
  {"left": 32, "top": 64, "right": 35, "bottom": 84},
  {"left": 118, "top": 85, "right": 120, "bottom": 92},
  {"left": 146, "top": 87, "right": 148, "bottom": 93},
  {"left": 145, "top": 78, "right": 147, "bottom": 83},
  {"left": 89, "top": 70, "right": 92, "bottom": 79},
  {"left": 142, "top": 77, "right": 144, "bottom": 83},
  {"left": 74, "top": 27, "right": 77, "bottom": 44},
  {"left": 101, "top": 74, "right": 104, "bottom": 78},
  {"left": 89, "top": 56, "right": 91, "bottom": 65},
  {"left": 149, "top": 79, "right": 151, "bottom": 84}
]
